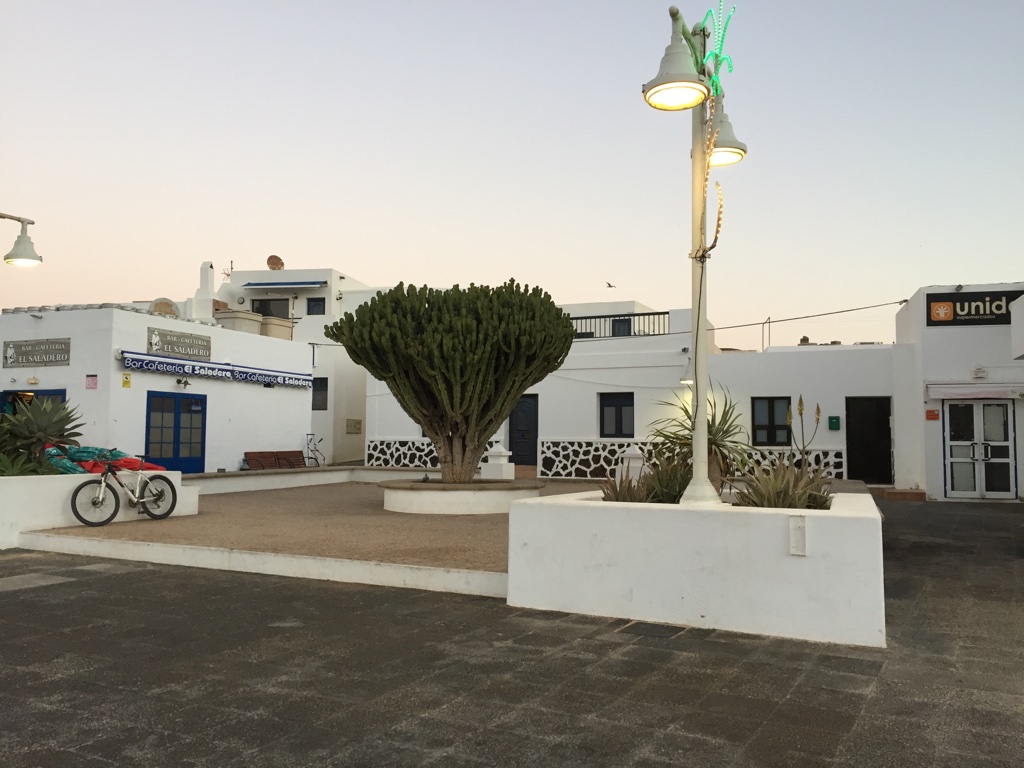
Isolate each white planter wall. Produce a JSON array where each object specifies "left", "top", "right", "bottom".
[
  {"left": 508, "top": 492, "right": 886, "bottom": 647},
  {"left": 0, "top": 473, "right": 198, "bottom": 550}
]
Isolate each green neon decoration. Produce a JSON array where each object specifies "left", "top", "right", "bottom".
[{"left": 701, "top": 1, "right": 736, "bottom": 96}]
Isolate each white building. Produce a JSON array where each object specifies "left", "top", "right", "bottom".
[
  {"left": 6, "top": 259, "right": 1021, "bottom": 504},
  {"left": 1, "top": 303, "right": 312, "bottom": 473},
  {"left": 211, "top": 263, "right": 380, "bottom": 464},
  {"left": 364, "top": 281, "right": 1024, "bottom": 502}
]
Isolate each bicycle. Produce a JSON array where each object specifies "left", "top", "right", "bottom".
[
  {"left": 305, "top": 434, "right": 326, "bottom": 468},
  {"left": 70, "top": 452, "right": 178, "bottom": 527}
]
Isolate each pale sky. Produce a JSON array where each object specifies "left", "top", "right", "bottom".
[{"left": 3, "top": 0, "right": 1022, "bottom": 351}]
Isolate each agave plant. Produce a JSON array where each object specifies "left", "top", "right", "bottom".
[
  {"left": 732, "top": 461, "right": 831, "bottom": 510},
  {"left": 648, "top": 387, "right": 750, "bottom": 491},
  {"left": 729, "top": 394, "right": 834, "bottom": 510},
  {"left": 600, "top": 458, "right": 692, "bottom": 505},
  {"left": 0, "top": 398, "right": 85, "bottom": 472},
  {"left": 0, "top": 452, "right": 55, "bottom": 476}
]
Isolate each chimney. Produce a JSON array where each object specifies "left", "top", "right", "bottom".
[{"left": 192, "top": 261, "right": 215, "bottom": 320}]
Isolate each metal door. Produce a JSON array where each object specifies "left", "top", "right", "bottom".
[
  {"left": 510, "top": 394, "right": 538, "bottom": 466},
  {"left": 944, "top": 400, "right": 1016, "bottom": 499}
]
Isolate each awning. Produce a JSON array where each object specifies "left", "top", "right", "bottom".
[
  {"left": 242, "top": 281, "right": 327, "bottom": 289},
  {"left": 926, "top": 382, "right": 1024, "bottom": 399}
]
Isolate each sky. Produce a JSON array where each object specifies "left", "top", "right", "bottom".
[{"left": 2, "top": 0, "right": 1022, "bottom": 351}]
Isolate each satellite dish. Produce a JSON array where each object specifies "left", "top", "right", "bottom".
[
  {"left": 149, "top": 298, "right": 181, "bottom": 318},
  {"left": 267, "top": 254, "right": 285, "bottom": 270}
]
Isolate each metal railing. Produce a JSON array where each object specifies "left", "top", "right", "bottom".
[{"left": 570, "top": 312, "right": 670, "bottom": 340}]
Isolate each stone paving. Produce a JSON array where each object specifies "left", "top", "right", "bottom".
[{"left": 0, "top": 499, "right": 1022, "bottom": 767}]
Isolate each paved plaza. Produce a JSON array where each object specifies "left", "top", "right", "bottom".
[{"left": 1, "top": 498, "right": 1022, "bottom": 767}]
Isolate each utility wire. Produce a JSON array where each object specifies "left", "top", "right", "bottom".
[{"left": 569, "top": 299, "right": 907, "bottom": 341}]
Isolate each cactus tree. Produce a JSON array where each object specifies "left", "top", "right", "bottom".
[{"left": 325, "top": 280, "right": 575, "bottom": 483}]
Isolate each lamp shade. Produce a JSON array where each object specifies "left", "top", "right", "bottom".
[
  {"left": 4, "top": 233, "right": 42, "bottom": 266},
  {"left": 709, "top": 98, "right": 747, "bottom": 166},
  {"left": 643, "top": 7, "right": 709, "bottom": 111}
]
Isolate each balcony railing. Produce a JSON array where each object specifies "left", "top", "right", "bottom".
[{"left": 570, "top": 312, "right": 670, "bottom": 340}]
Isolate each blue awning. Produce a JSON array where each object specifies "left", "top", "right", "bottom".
[{"left": 242, "top": 281, "right": 327, "bottom": 289}]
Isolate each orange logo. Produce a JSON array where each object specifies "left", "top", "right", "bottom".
[{"left": 930, "top": 302, "right": 954, "bottom": 322}]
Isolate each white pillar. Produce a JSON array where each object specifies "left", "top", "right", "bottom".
[{"left": 681, "top": 81, "right": 722, "bottom": 505}]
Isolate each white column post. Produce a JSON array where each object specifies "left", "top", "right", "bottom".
[{"left": 681, "top": 32, "right": 720, "bottom": 505}]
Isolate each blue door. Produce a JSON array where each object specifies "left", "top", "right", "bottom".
[{"left": 145, "top": 392, "right": 207, "bottom": 474}]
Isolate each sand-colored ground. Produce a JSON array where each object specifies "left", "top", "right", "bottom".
[{"left": 48, "top": 480, "right": 601, "bottom": 573}]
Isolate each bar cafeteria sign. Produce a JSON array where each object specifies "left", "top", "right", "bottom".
[
  {"left": 147, "top": 328, "right": 211, "bottom": 361},
  {"left": 3, "top": 338, "right": 71, "bottom": 368},
  {"left": 926, "top": 290, "right": 1024, "bottom": 327}
]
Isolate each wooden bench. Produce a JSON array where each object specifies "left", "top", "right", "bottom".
[
  {"left": 275, "top": 450, "right": 306, "bottom": 469},
  {"left": 244, "top": 450, "right": 307, "bottom": 470}
]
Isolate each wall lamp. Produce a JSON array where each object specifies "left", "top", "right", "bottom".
[{"left": 0, "top": 212, "right": 43, "bottom": 266}]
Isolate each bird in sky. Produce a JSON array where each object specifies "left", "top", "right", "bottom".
[{"left": 606, "top": 282, "right": 616, "bottom": 288}]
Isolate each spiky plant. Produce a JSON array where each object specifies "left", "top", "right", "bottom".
[
  {"left": 648, "top": 387, "right": 750, "bottom": 490},
  {"left": 0, "top": 398, "right": 84, "bottom": 473}
]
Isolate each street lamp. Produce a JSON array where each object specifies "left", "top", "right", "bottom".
[
  {"left": 1, "top": 212, "right": 43, "bottom": 266},
  {"left": 643, "top": 5, "right": 745, "bottom": 504}
]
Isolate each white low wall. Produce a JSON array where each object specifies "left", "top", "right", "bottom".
[
  {"left": 183, "top": 467, "right": 444, "bottom": 495},
  {"left": 18, "top": 533, "right": 508, "bottom": 598},
  {"left": 1, "top": 473, "right": 198, "bottom": 550},
  {"left": 507, "top": 492, "right": 886, "bottom": 647}
]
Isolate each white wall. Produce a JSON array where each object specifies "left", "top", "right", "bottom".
[
  {"left": 0, "top": 473, "right": 197, "bottom": 550},
  {"left": 508, "top": 492, "right": 886, "bottom": 647},
  {"left": 895, "top": 283, "right": 1024, "bottom": 500},
  {"left": 709, "top": 346, "right": 895, "bottom": 454},
  {"left": 214, "top": 268, "right": 379, "bottom": 463}
]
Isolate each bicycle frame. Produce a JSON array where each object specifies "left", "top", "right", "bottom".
[{"left": 96, "top": 462, "right": 154, "bottom": 507}]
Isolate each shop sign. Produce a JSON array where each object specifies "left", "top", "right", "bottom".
[
  {"left": 2, "top": 338, "right": 71, "bottom": 368},
  {"left": 120, "top": 351, "right": 312, "bottom": 388},
  {"left": 926, "top": 290, "right": 1024, "bottom": 327},
  {"left": 147, "top": 328, "right": 211, "bottom": 361}
]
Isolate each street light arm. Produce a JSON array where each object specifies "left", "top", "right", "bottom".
[
  {"left": 668, "top": 6, "right": 703, "bottom": 73},
  {"left": 0, "top": 212, "right": 35, "bottom": 230}
]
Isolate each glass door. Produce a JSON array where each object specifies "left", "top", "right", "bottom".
[
  {"left": 944, "top": 400, "right": 1016, "bottom": 499},
  {"left": 145, "top": 391, "right": 207, "bottom": 474}
]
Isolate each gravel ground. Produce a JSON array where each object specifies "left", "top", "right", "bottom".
[{"left": 47, "top": 480, "right": 601, "bottom": 572}]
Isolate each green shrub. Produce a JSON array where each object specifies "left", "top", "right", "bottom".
[
  {"left": 729, "top": 395, "right": 833, "bottom": 510},
  {"left": 649, "top": 387, "right": 750, "bottom": 490},
  {"left": 600, "top": 458, "right": 692, "bottom": 504},
  {"left": 732, "top": 461, "right": 832, "bottom": 510},
  {"left": 0, "top": 399, "right": 84, "bottom": 476},
  {"left": 0, "top": 453, "right": 55, "bottom": 476}
]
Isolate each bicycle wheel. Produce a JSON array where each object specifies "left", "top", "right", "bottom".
[
  {"left": 139, "top": 475, "right": 177, "bottom": 519},
  {"left": 71, "top": 478, "right": 120, "bottom": 527}
]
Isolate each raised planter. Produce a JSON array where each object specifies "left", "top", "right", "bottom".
[
  {"left": 379, "top": 479, "right": 543, "bottom": 515},
  {"left": 507, "top": 491, "right": 886, "bottom": 647},
  {"left": 1, "top": 473, "right": 198, "bottom": 550}
]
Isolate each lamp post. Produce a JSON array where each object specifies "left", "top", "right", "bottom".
[
  {"left": 1, "top": 212, "right": 43, "bottom": 266},
  {"left": 643, "top": 5, "right": 745, "bottom": 504}
]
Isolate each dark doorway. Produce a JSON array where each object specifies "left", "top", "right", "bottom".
[
  {"left": 845, "top": 396, "right": 893, "bottom": 484},
  {"left": 2, "top": 389, "right": 66, "bottom": 415},
  {"left": 510, "top": 394, "right": 538, "bottom": 466}
]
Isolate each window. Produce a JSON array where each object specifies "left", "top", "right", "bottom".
[
  {"left": 312, "top": 378, "right": 328, "bottom": 410},
  {"left": 251, "top": 298, "right": 290, "bottom": 318},
  {"left": 752, "top": 397, "right": 791, "bottom": 446},
  {"left": 306, "top": 297, "right": 326, "bottom": 315},
  {"left": 611, "top": 318, "right": 632, "bottom": 337},
  {"left": 600, "top": 393, "right": 634, "bottom": 438}
]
